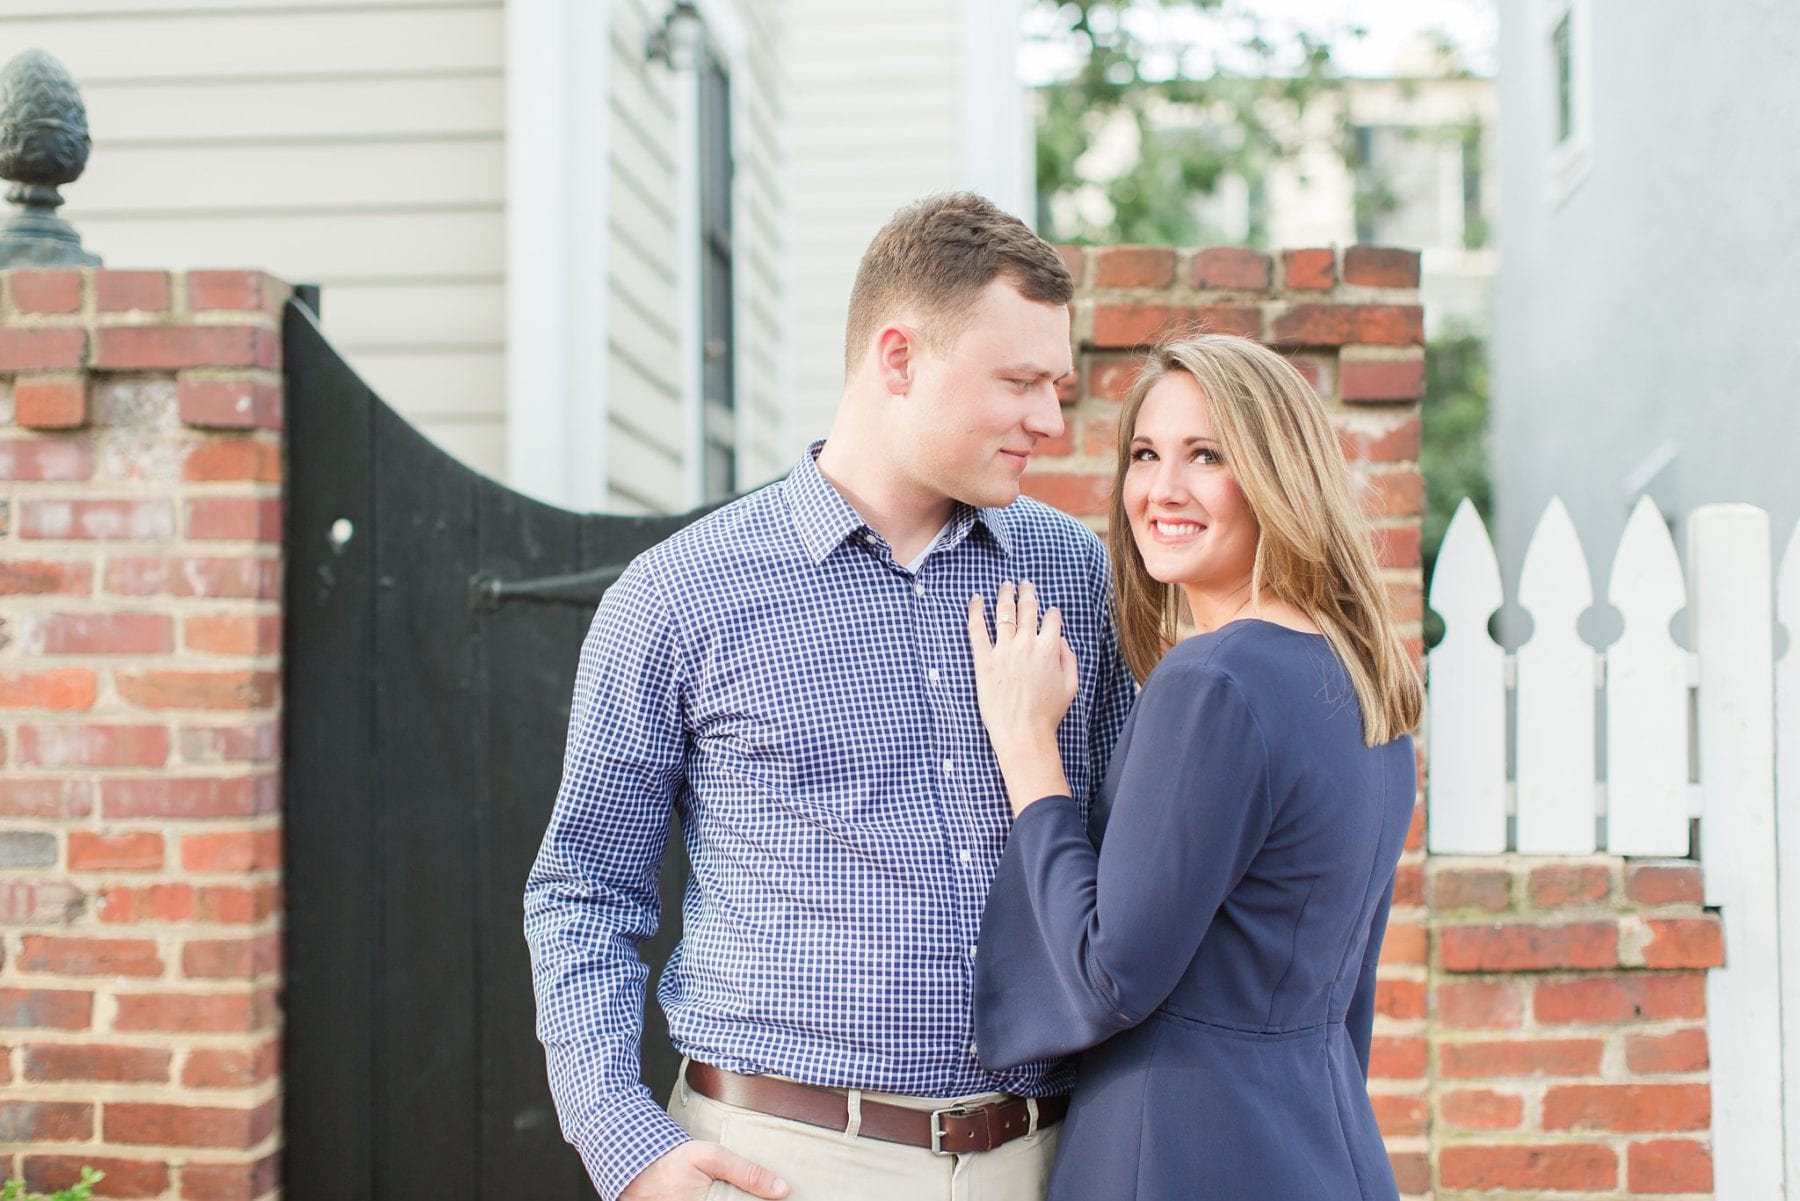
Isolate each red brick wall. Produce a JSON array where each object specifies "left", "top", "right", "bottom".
[
  {"left": 0, "top": 269, "right": 285, "bottom": 1200},
  {"left": 1431, "top": 858, "right": 1720, "bottom": 1198},
  {"left": 1037, "top": 242, "right": 1434, "bottom": 1193}
]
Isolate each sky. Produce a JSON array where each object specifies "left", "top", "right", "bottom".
[{"left": 1020, "top": 0, "right": 1498, "bottom": 84}]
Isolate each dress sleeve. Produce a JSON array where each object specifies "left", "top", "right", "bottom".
[
  {"left": 523, "top": 557, "right": 693, "bottom": 1199},
  {"left": 973, "top": 657, "right": 1272, "bottom": 1069},
  {"left": 1346, "top": 877, "right": 1395, "bottom": 1080}
]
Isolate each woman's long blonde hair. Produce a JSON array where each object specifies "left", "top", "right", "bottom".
[{"left": 1107, "top": 333, "right": 1423, "bottom": 746}]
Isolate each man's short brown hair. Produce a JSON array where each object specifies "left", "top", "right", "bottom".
[{"left": 843, "top": 192, "right": 1074, "bottom": 375}]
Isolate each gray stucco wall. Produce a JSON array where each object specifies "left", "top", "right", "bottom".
[{"left": 1493, "top": 1, "right": 1800, "bottom": 599}]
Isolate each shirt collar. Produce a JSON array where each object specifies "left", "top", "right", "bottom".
[{"left": 782, "top": 440, "right": 1014, "bottom": 564}]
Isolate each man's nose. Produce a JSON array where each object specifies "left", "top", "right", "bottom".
[{"left": 1023, "top": 384, "right": 1064, "bottom": 439}]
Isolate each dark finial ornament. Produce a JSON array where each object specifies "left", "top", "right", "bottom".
[{"left": 0, "top": 48, "right": 100, "bottom": 268}]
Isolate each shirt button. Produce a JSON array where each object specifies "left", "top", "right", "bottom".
[
  {"left": 969, "top": 1043, "right": 979, "bottom": 1057},
  {"left": 968, "top": 945, "right": 978, "bottom": 959},
  {"left": 926, "top": 668, "right": 940, "bottom": 683},
  {"left": 958, "top": 849, "right": 972, "bottom": 864},
  {"left": 941, "top": 759, "right": 954, "bottom": 774},
  {"left": 913, "top": 582, "right": 926, "bottom": 597}
]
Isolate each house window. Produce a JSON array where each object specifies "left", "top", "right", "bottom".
[
  {"left": 697, "top": 41, "right": 736, "bottom": 501},
  {"left": 1541, "top": 0, "right": 1591, "bottom": 204}
]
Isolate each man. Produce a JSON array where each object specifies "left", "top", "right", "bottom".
[{"left": 525, "top": 193, "right": 1134, "bottom": 1201}]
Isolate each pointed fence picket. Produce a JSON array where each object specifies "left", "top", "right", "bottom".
[
  {"left": 1514, "top": 498, "right": 1598, "bottom": 854},
  {"left": 1424, "top": 498, "right": 1797, "bottom": 1197}
]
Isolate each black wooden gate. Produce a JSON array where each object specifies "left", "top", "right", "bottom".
[{"left": 282, "top": 300, "right": 711, "bottom": 1200}]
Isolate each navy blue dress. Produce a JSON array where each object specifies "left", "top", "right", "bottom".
[{"left": 974, "top": 621, "right": 1413, "bottom": 1201}]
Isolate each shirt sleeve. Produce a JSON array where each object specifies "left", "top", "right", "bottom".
[
  {"left": 523, "top": 556, "right": 693, "bottom": 1200},
  {"left": 1346, "top": 877, "right": 1396, "bottom": 1080},
  {"left": 973, "top": 656, "right": 1271, "bottom": 1069}
]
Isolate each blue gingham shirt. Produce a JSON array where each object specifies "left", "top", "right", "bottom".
[{"left": 524, "top": 444, "right": 1135, "bottom": 1199}]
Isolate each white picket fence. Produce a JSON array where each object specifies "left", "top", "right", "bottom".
[{"left": 1426, "top": 496, "right": 1800, "bottom": 1199}]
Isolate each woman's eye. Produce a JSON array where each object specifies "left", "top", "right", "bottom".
[
  {"left": 1195, "top": 448, "right": 1222, "bottom": 465},
  {"left": 1129, "top": 448, "right": 1156, "bottom": 462}
]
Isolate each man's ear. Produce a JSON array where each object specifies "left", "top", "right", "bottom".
[{"left": 873, "top": 323, "right": 919, "bottom": 397}]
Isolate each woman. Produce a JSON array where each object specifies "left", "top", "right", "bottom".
[{"left": 964, "top": 333, "right": 1422, "bottom": 1200}]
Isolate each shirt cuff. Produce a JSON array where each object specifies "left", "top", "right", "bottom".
[{"left": 576, "top": 1086, "right": 693, "bottom": 1201}]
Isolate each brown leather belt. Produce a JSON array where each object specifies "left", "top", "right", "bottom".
[{"left": 684, "top": 1060, "right": 1069, "bottom": 1155}]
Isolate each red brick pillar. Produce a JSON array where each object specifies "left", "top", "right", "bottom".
[
  {"left": 0, "top": 268, "right": 286, "bottom": 1200},
  {"left": 1430, "top": 859, "right": 1720, "bottom": 1196},
  {"left": 1030, "top": 243, "right": 1429, "bottom": 1194}
]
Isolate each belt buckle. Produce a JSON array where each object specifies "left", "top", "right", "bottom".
[{"left": 929, "top": 1103, "right": 975, "bottom": 1156}]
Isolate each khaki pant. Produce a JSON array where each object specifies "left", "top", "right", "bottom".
[{"left": 667, "top": 1061, "right": 1059, "bottom": 1201}]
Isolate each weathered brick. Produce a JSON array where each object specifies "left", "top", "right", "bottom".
[
  {"left": 19, "top": 497, "right": 174, "bottom": 540},
  {"left": 1438, "top": 1087, "right": 1524, "bottom": 1130},
  {"left": 0, "top": 881, "right": 86, "bottom": 924},
  {"left": 1020, "top": 471, "right": 1111, "bottom": 517},
  {"left": 1641, "top": 917, "right": 1724, "bottom": 968},
  {"left": 21, "top": 612, "right": 173, "bottom": 655},
  {"left": 98, "top": 882, "right": 278, "bottom": 925},
  {"left": 1358, "top": 469, "right": 1423, "bottom": 519},
  {"left": 0, "top": 668, "right": 98, "bottom": 710},
  {"left": 180, "top": 1152, "right": 280, "bottom": 1201},
  {"left": 1375, "top": 978, "right": 1425, "bottom": 1020},
  {"left": 23, "top": 1155, "right": 170, "bottom": 1200},
  {"left": 0, "top": 558, "right": 94, "bottom": 595},
  {"left": 183, "top": 1039, "right": 279, "bottom": 1089},
  {"left": 182, "top": 933, "right": 281, "bottom": 980},
  {"left": 1534, "top": 973, "right": 1708, "bottom": 1025},
  {"left": 1438, "top": 1037, "right": 1605, "bottom": 1078},
  {"left": 1378, "top": 919, "right": 1426, "bottom": 965},
  {"left": 95, "top": 270, "right": 171, "bottom": 313},
  {"left": 1374, "top": 525, "right": 1421, "bottom": 569},
  {"left": 1192, "top": 247, "right": 1272, "bottom": 291},
  {"left": 1093, "top": 246, "right": 1175, "bottom": 289},
  {"left": 113, "top": 991, "right": 275, "bottom": 1034},
  {"left": 0, "top": 831, "right": 56, "bottom": 868},
  {"left": 177, "top": 377, "right": 283, "bottom": 430},
  {"left": 1052, "top": 244, "right": 1084, "bottom": 287},
  {"left": 67, "top": 830, "right": 166, "bottom": 872},
  {"left": 186, "top": 271, "right": 270, "bottom": 312},
  {"left": 1435, "top": 979, "right": 1523, "bottom": 1029},
  {"left": 0, "top": 988, "right": 92, "bottom": 1029},
  {"left": 24, "top": 1042, "right": 171, "bottom": 1082},
  {"left": 1439, "top": 921, "right": 1617, "bottom": 971},
  {"left": 1086, "top": 356, "right": 1143, "bottom": 403},
  {"left": 1388, "top": 1151, "right": 1429, "bottom": 1197},
  {"left": 18, "top": 934, "right": 163, "bottom": 976},
  {"left": 1369, "top": 1091, "right": 1426, "bottom": 1136},
  {"left": 102, "top": 775, "right": 274, "bottom": 820},
  {"left": 1282, "top": 248, "right": 1336, "bottom": 290},
  {"left": 1368, "top": 1035, "right": 1426, "bottom": 1078},
  {"left": 182, "top": 829, "right": 282, "bottom": 873},
  {"left": 93, "top": 325, "right": 276, "bottom": 372},
  {"left": 1628, "top": 1138, "right": 1713, "bottom": 1194},
  {"left": 1091, "top": 303, "right": 1262, "bottom": 347},
  {"left": 104, "top": 554, "right": 281, "bottom": 599},
  {"left": 1439, "top": 1144, "right": 1616, "bottom": 1192},
  {"left": 1542, "top": 1082, "right": 1710, "bottom": 1132},
  {"left": 103, "top": 1098, "right": 278, "bottom": 1149},
  {"left": 1626, "top": 862, "right": 1705, "bottom": 906},
  {"left": 184, "top": 496, "right": 281, "bottom": 542},
  {"left": 1338, "top": 415, "right": 1421, "bottom": 463},
  {"left": 6, "top": 269, "right": 82, "bottom": 314},
  {"left": 179, "top": 723, "right": 280, "bottom": 764},
  {"left": 182, "top": 437, "right": 281, "bottom": 483},
  {"left": 1343, "top": 245, "right": 1421, "bottom": 288},
  {"left": 183, "top": 613, "right": 282, "bottom": 657},
  {"left": 1626, "top": 1027, "right": 1709, "bottom": 1074},
  {"left": 117, "top": 669, "right": 279, "bottom": 711},
  {"left": 1528, "top": 863, "right": 1612, "bottom": 908},
  {"left": 1271, "top": 304, "right": 1422, "bottom": 347},
  {"left": 0, "top": 1100, "right": 92, "bottom": 1142},
  {"left": 0, "top": 328, "right": 84, "bottom": 371},
  {"left": 16, "top": 723, "right": 170, "bottom": 768},
  {"left": 1341, "top": 357, "right": 1426, "bottom": 402},
  {"left": 14, "top": 376, "right": 88, "bottom": 428},
  {"left": 0, "top": 780, "right": 94, "bottom": 818},
  {"left": 0, "top": 438, "right": 93, "bottom": 480}
]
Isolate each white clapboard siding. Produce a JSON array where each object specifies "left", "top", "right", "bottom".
[
  {"left": 1776, "top": 519, "right": 1800, "bottom": 1195},
  {"left": 1603, "top": 496, "right": 1691, "bottom": 855},
  {"left": 1514, "top": 498, "right": 1598, "bottom": 854},
  {"left": 1427, "top": 499, "right": 1507, "bottom": 853},
  {"left": 1688, "top": 505, "right": 1783, "bottom": 1199}
]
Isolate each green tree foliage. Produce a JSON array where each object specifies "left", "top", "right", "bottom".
[
  {"left": 2, "top": 1167, "right": 104, "bottom": 1201},
  {"left": 1422, "top": 326, "right": 1491, "bottom": 643},
  {"left": 1031, "top": 0, "right": 1353, "bottom": 244}
]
